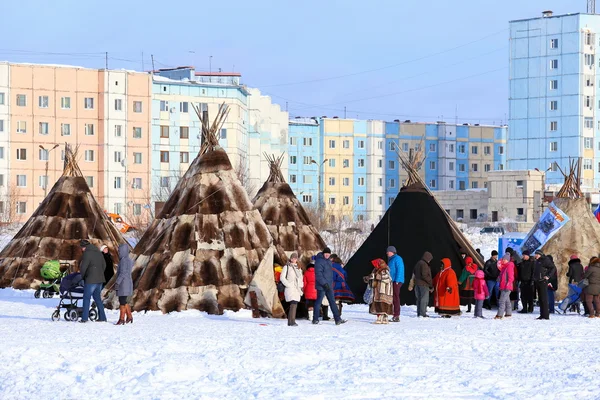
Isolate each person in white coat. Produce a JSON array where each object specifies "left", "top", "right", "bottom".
[{"left": 280, "top": 252, "right": 304, "bottom": 326}]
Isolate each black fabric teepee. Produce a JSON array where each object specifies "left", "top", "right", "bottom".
[{"left": 345, "top": 182, "right": 467, "bottom": 305}]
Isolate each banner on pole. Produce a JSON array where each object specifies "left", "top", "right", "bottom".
[{"left": 520, "top": 202, "right": 570, "bottom": 254}]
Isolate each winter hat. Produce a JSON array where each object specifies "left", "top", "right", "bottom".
[
  {"left": 100, "top": 245, "right": 107, "bottom": 252},
  {"left": 474, "top": 270, "right": 485, "bottom": 279},
  {"left": 506, "top": 247, "right": 513, "bottom": 254},
  {"left": 80, "top": 239, "right": 90, "bottom": 248},
  {"left": 441, "top": 258, "right": 452, "bottom": 269},
  {"left": 323, "top": 247, "right": 332, "bottom": 255},
  {"left": 289, "top": 252, "right": 299, "bottom": 261},
  {"left": 491, "top": 250, "right": 498, "bottom": 256},
  {"left": 535, "top": 250, "right": 544, "bottom": 256},
  {"left": 371, "top": 258, "right": 386, "bottom": 269},
  {"left": 386, "top": 246, "right": 397, "bottom": 254},
  {"left": 502, "top": 253, "right": 511, "bottom": 262},
  {"left": 522, "top": 250, "right": 531, "bottom": 256},
  {"left": 570, "top": 254, "right": 579, "bottom": 261}
]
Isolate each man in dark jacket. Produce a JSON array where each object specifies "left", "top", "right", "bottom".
[
  {"left": 413, "top": 251, "right": 433, "bottom": 317},
  {"left": 312, "top": 247, "right": 346, "bottom": 325},
  {"left": 518, "top": 250, "right": 535, "bottom": 313},
  {"left": 533, "top": 250, "right": 557, "bottom": 320},
  {"left": 483, "top": 250, "right": 499, "bottom": 309},
  {"left": 79, "top": 240, "right": 107, "bottom": 323}
]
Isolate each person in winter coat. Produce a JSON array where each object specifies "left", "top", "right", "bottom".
[
  {"left": 114, "top": 243, "right": 133, "bottom": 325},
  {"left": 303, "top": 263, "right": 317, "bottom": 321},
  {"left": 331, "top": 254, "right": 355, "bottom": 317},
  {"left": 476, "top": 248, "right": 485, "bottom": 263},
  {"left": 386, "top": 246, "right": 405, "bottom": 322},
  {"left": 506, "top": 247, "right": 521, "bottom": 311},
  {"left": 473, "top": 269, "right": 489, "bottom": 318},
  {"left": 413, "top": 251, "right": 433, "bottom": 317},
  {"left": 100, "top": 245, "right": 114, "bottom": 288},
  {"left": 547, "top": 255, "right": 558, "bottom": 314},
  {"left": 533, "top": 250, "right": 556, "bottom": 320},
  {"left": 567, "top": 255, "right": 584, "bottom": 284},
  {"left": 518, "top": 250, "right": 535, "bottom": 314},
  {"left": 583, "top": 257, "right": 600, "bottom": 318},
  {"left": 312, "top": 247, "right": 346, "bottom": 325},
  {"left": 458, "top": 256, "right": 477, "bottom": 313},
  {"left": 433, "top": 258, "right": 460, "bottom": 317},
  {"left": 280, "top": 252, "right": 304, "bottom": 327},
  {"left": 483, "top": 250, "right": 500, "bottom": 309},
  {"left": 495, "top": 253, "right": 515, "bottom": 319},
  {"left": 363, "top": 258, "right": 394, "bottom": 324},
  {"left": 79, "top": 240, "right": 107, "bottom": 323}
]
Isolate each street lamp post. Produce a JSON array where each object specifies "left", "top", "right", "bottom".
[
  {"left": 311, "top": 158, "right": 328, "bottom": 211},
  {"left": 39, "top": 144, "right": 59, "bottom": 198}
]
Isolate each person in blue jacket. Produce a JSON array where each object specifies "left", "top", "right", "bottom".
[
  {"left": 312, "top": 247, "right": 347, "bottom": 325},
  {"left": 386, "top": 246, "right": 405, "bottom": 322}
]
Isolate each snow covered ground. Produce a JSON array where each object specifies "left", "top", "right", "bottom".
[{"left": 1, "top": 288, "right": 598, "bottom": 400}]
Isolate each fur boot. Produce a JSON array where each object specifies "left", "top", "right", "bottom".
[
  {"left": 382, "top": 315, "right": 389, "bottom": 324},
  {"left": 125, "top": 304, "right": 133, "bottom": 324},
  {"left": 115, "top": 306, "right": 126, "bottom": 325},
  {"left": 322, "top": 306, "right": 330, "bottom": 321},
  {"left": 308, "top": 308, "right": 313, "bottom": 321},
  {"left": 374, "top": 314, "right": 383, "bottom": 324},
  {"left": 287, "top": 303, "right": 298, "bottom": 326}
]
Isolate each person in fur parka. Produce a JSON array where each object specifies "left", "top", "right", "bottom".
[
  {"left": 433, "top": 258, "right": 461, "bottom": 317},
  {"left": 363, "top": 258, "right": 394, "bottom": 324},
  {"left": 280, "top": 253, "right": 303, "bottom": 326}
]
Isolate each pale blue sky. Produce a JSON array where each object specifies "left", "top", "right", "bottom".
[{"left": 0, "top": 0, "right": 581, "bottom": 123}]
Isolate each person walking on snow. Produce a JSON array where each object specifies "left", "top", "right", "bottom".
[
  {"left": 312, "top": 247, "right": 347, "bottom": 325},
  {"left": 518, "top": 250, "right": 535, "bottom": 314},
  {"left": 364, "top": 258, "right": 394, "bottom": 324},
  {"left": 280, "top": 252, "right": 303, "bottom": 327},
  {"left": 533, "top": 250, "right": 556, "bottom": 320},
  {"left": 458, "top": 256, "right": 477, "bottom": 313},
  {"left": 473, "top": 269, "right": 489, "bottom": 318},
  {"left": 483, "top": 250, "right": 500, "bottom": 309},
  {"left": 413, "top": 252, "right": 433, "bottom": 318},
  {"left": 79, "top": 240, "right": 107, "bottom": 323},
  {"left": 495, "top": 253, "right": 515, "bottom": 320},
  {"left": 114, "top": 243, "right": 133, "bottom": 325},
  {"left": 386, "top": 246, "right": 405, "bottom": 322}
]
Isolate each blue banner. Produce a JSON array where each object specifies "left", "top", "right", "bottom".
[{"left": 521, "top": 202, "right": 570, "bottom": 254}]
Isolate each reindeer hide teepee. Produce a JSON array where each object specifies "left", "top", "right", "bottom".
[
  {"left": 0, "top": 145, "right": 126, "bottom": 289},
  {"left": 252, "top": 153, "right": 326, "bottom": 267},
  {"left": 125, "top": 103, "right": 284, "bottom": 317},
  {"left": 534, "top": 159, "right": 600, "bottom": 299}
]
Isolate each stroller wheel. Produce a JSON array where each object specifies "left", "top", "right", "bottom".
[
  {"left": 51, "top": 310, "right": 60, "bottom": 321},
  {"left": 64, "top": 311, "right": 71, "bottom": 321},
  {"left": 67, "top": 309, "right": 79, "bottom": 322},
  {"left": 42, "top": 291, "right": 52, "bottom": 299},
  {"left": 89, "top": 309, "right": 98, "bottom": 322},
  {"left": 34, "top": 289, "right": 41, "bottom": 298}
]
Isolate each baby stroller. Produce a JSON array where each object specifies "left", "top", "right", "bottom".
[
  {"left": 50, "top": 272, "right": 98, "bottom": 322},
  {"left": 34, "top": 260, "right": 68, "bottom": 299},
  {"left": 558, "top": 283, "right": 584, "bottom": 314}
]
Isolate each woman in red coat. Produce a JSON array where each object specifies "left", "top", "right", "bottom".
[
  {"left": 433, "top": 258, "right": 461, "bottom": 317},
  {"left": 303, "top": 263, "right": 317, "bottom": 320}
]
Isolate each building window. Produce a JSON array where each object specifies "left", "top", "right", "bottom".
[
  {"left": 343, "top": 159, "right": 350, "bottom": 168},
  {"left": 303, "top": 156, "right": 311, "bottom": 165},
  {"left": 84, "top": 97, "right": 94, "bottom": 109},
  {"left": 220, "top": 129, "right": 227, "bottom": 139},
  {"left": 499, "top": 164, "right": 504, "bottom": 171},
  {"left": 39, "top": 175, "right": 48, "bottom": 189},
  {"left": 343, "top": 196, "right": 349, "bottom": 206},
  {"left": 449, "top": 143, "right": 455, "bottom": 152},
  {"left": 484, "top": 164, "right": 491, "bottom": 172},
  {"left": 483, "top": 146, "right": 491, "bottom": 155},
  {"left": 378, "top": 196, "right": 383, "bottom": 205},
  {"left": 358, "top": 159, "right": 365, "bottom": 167},
  {"left": 449, "top": 180, "right": 454, "bottom": 189},
  {"left": 114, "top": 99, "right": 122, "bottom": 111},
  {"left": 358, "top": 177, "right": 365, "bottom": 186},
  {"left": 133, "top": 101, "right": 142, "bottom": 113},
  {"left": 133, "top": 204, "right": 142, "bottom": 216},
  {"left": 160, "top": 177, "right": 169, "bottom": 188},
  {"left": 114, "top": 203, "right": 123, "bottom": 215},
  {"left": 303, "top": 176, "right": 312, "bottom": 184},
  {"left": 389, "top": 142, "right": 396, "bottom": 151},
  {"left": 585, "top": 137, "right": 594, "bottom": 149},
  {"left": 58, "top": 123, "right": 69, "bottom": 136},
  {"left": 133, "top": 127, "right": 142, "bottom": 138},
  {"left": 302, "top": 194, "right": 312, "bottom": 203},
  {"left": 85, "top": 176, "right": 94, "bottom": 188},
  {"left": 429, "top": 179, "right": 436, "bottom": 188},
  {"left": 328, "top": 197, "right": 336, "bottom": 205},
  {"left": 585, "top": 54, "right": 595, "bottom": 67},
  {"left": 499, "top": 146, "right": 504, "bottom": 155},
  {"left": 389, "top": 160, "right": 396, "bottom": 169},
  {"left": 39, "top": 148, "right": 49, "bottom": 161},
  {"left": 459, "top": 180, "right": 466, "bottom": 190},
  {"left": 378, "top": 159, "right": 383, "bottom": 168},
  {"left": 516, "top": 180, "right": 524, "bottom": 187},
  {"left": 587, "top": 76, "right": 595, "bottom": 87},
  {"left": 114, "top": 177, "right": 122, "bottom": 189},
  {"left": 357, "top": 140, "right": 365, "bottom": 149},
  {"left": 289, "top": 174, "right": 296, "bottom": 183},
  {"left": 378, "top": 178, "right": 383, "bottom": 187},
  {"left": 357, "top": 196, "right": 364, "bottom": 205},
  {"left": 456, "top": 209, "right": 464, "bottom": 219},
  {"left": 342, "top": 140, "right": 350, "bottom": 149},
  {"left": 586, "top": 32, "right": 595, "bottom": 45},
  {"left": 429, "top": 161, "right": 436, "bottom": 170},
  {"left": 180, "top": 102, "right": 189, "bottom": 113},
  {"left": 388, "top": 197, "right": 395, "bottom": 206},
  {"left": 449, "top": 161, "right": 454, "bottom": 171},
  {"left": 550, "top": 141, "right": 558, "bottom": 152},
  {"left": 303, "top": 137, "right": 313, "bottom": 146},
  {"left": 38, "top": 96, "right": 49, "bottom": 108},
  {"left": 16, "top": 149, "right": 27, "bottom": 160},
  {"left": 584, "top": 158, "right": 593, "bottom": 170},
  {"left": 550, "top": 100, "right": 558, "bottom": 111},
  {"left": 180, "top": 126, "right": 189, "bottom": 139},
  {"left": 550, "top": 80, "right": 558, "bottom": 90},
  {"left": 328, "top": 159, "right": 336, "bottom": 168},
  {"left": 517, "top": 208, "right": 524, "bottom": 216},
  {"left": 160, "top": 100, "right": 169, "bottom": 112},
  {"left": 113, "top": 125, "right": 122, "bottom": 137},
  {"left": 180, "top": 152, "right": 189, "bottom": 163},
  {"left": 389, "top": 178, "right": 396, "bottom": 188},
  {"left": 458, "top": 144, "right": 465, "bottom": 154},
  {"left": 85, "top": 124, "right": 94, "bottom": 136},
  {"left": 343, "top": 177, "right": 349, "bottom": 186},
  {"left": 17, "top": 174, "right": 26, "bottom": 187},
  {"left": 472, "top": 181, "right": 478, "bottom": 189},
  {"left": 549, "top": 162, "right": 558, "bottom": 172},
  {"left": 289, "top": 156, "right": 297, "bottom": 165},
  {"left": 0, "top": 120, "right": 3, "bottom": 132},
  {"left": 60, "top": 97, "right": 71, "bottom": 109},
  {"left": 471, "top": 163, "right": 478, "bottom": 172},
  {"left": 471, "top": 146, "right": 478, "bottom": 155},
  {"left": 429, "top": 143, "right": 436, "bottom": 152},
  {"left": 586, "top": 96, "right": 594, "bottom": 109},
  {"left": 550, "top": 121, "right": 558, "bottom": 131},
  {"left": 16, "top": 202, "right": 26, "bottom": 214},
  {"left": 329, "top": 140, "right": 336, "bottom": 149},
  {"left": 585, "top": 117, "right": 594, "bottom": 129},
  {"left": 17, "top": 121, "right": 26, "bottom": 133},
  {"left": 16, "top": 94, "right": 26, "bottom": 107},
  {"left": 328, "top": 177, "right": 336, "bottom": 186},
  {"left": 39, "top": 122, "right": 49, "bottom": 135},
  {"left": 0, "top": 92, "right": 4, "bottom": 105},
  {"left": 84, "top": 150, "right": 95, "bottom": 162},
  {"left": 289, "top": 137, "right": 297, "bottom": 145},
  {"left": 459, "top": 163, "right": 466, "bottom": 172},
  {"left": 134, "top": 152, "right": 142, "bottom": 164},
  {"left": 0, "top": 147, "right": 4, "bottom": 159},
  {"left": 402, "top": 143, "right": 408, "bottom": 152},
  {"left": 132, "top": 178, "right": 142, "bottom": 189},
  {"left": 550, "top": 38, "right": 559, "bottom": 49},
  {"left": 550, "top": 59, "right": 558, "bottom": 69},
  {"left": 160, "top": 151, "right": 169, "bottom": 163},
  {"left": 114, "top": 151, "right": 122, "bottom": 163},
  {"left": 378, "top": 141, "right": 383, "bottom": 149},
  {"left": 160, "top": 126, "right": 169, "bottom": 138}
]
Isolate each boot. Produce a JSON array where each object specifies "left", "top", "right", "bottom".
[
  {"left": 125, "top": 304, "right": 133, "bottom": 324},
  {"left": 308, "top": 308, "right": 313, "bottom": 321},
  {"left": 115, "top": 306, "right": 126, "bottom": 325},
  {"left": 382, "top": 315, "right": 389, "bottom": 324},
  {"left": 338, "top": 302, "right": 343, "bottom": 317},
  {"left": 467, "top": 303, "right": 472, "bottom": 313},
  {"left": 374, "top": 314, "right": 383, "bottom": 324},
  {"left": 322, "top": 306, "right": 330, "bottom": 321},
  {"left": 288, "top": 303, "right": 298, "bottom": 326}
]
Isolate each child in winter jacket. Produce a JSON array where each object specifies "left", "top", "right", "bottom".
[
  {"left": 495, "top": 253, "right": 515, "bottom": 319},
  {"left": 303, "top": 263, "right": 317, "bottom": 320},
  {"left": 472, "top": 269, "right": 489, "bottom": 318}
]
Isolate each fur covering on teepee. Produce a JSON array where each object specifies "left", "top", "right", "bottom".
[
  {"left": 252, "top": 153, "right": 325, "bottom": 267},
  {"left": 0, "top": 145, "right": 126, "bottom": 289},
  {"left": 122, "top": 103, "right": 283, "bottom": 316}
]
